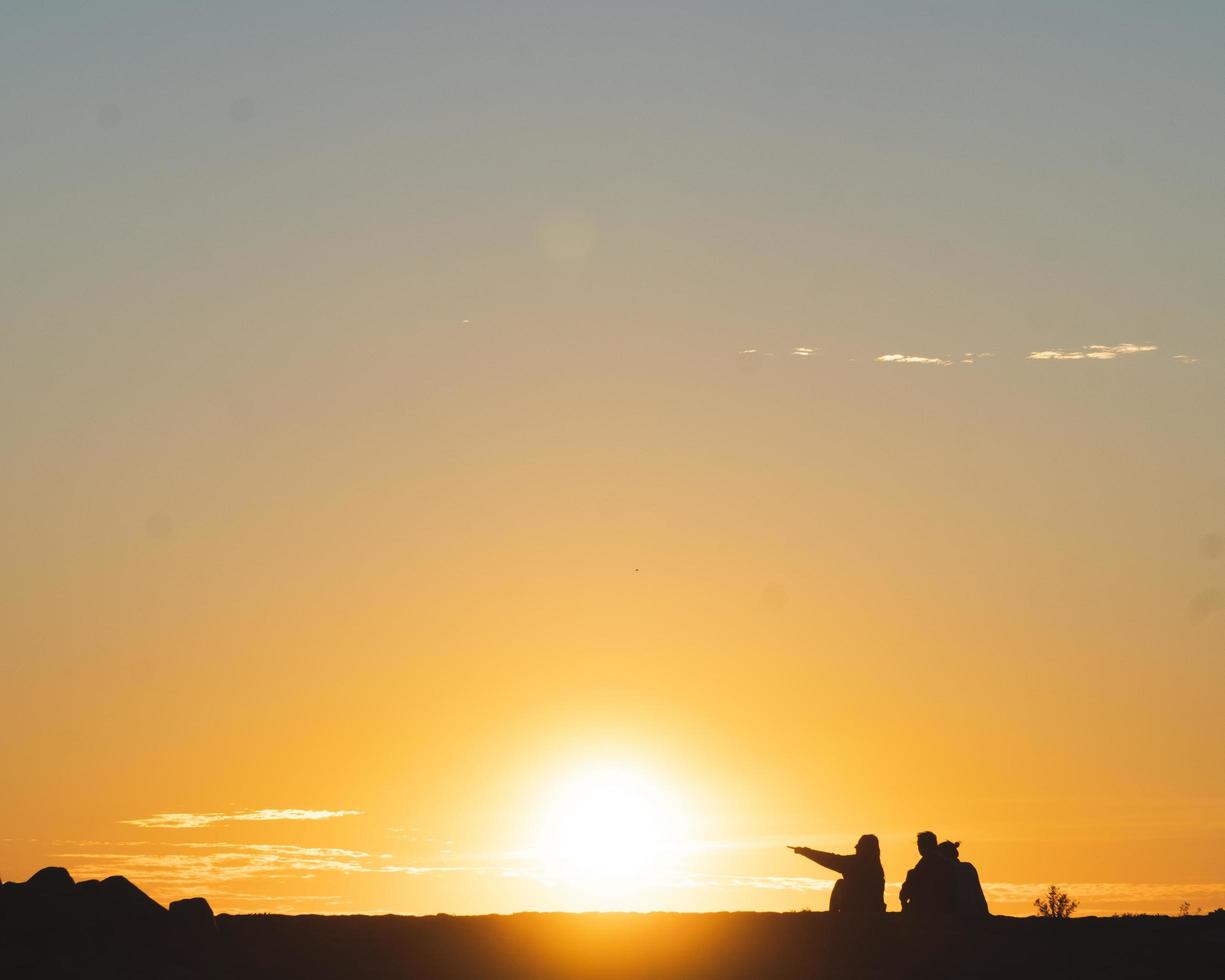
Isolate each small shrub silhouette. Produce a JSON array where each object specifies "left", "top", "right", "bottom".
[{"left": 1033, "top": 885, "right": 1078, "bottom": 918}]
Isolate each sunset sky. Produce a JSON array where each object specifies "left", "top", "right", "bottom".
[{"left": 3, "top": 2, "right": 1224, "bottom": 917}]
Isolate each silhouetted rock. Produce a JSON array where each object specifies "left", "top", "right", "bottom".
[
  {"left": 82, "top": 874, "right": 168, "bottom": 922},
  {"left": 1, "top": 866, "right": 79, "bottom": 927},
  {"left": 23, "top": 866, "right": 75, "bottom": 895},
  {"left": 171, "top": 896, "right": 215, "bottom": 925},
  {"left": 171, "top": 896, "right": 217, "bottom": 943},
  {"left": 0, "top": 867, "right": 214, "bottom": 978}
]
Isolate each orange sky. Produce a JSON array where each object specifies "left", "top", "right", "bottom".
[{"left": 3, "top": 2, "right": 1224, "bottom": 917}]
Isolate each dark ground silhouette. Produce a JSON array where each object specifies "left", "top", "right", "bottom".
[{"left": 3, "top": 868, "right": 1224, "bottom": 979}]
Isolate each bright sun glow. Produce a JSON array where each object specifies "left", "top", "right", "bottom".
[{"left": 535, "top": 762, "right": 691, "bottom": 882}]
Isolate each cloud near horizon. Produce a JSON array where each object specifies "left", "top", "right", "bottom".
[
  {"left": 50, "top": 838, "right": 505, "bottom": 909},
  {"left": 122, "top": 809, "right": 363, "bottom": 829},
  {"left": 54, "top": 842, "right": 374, "bottom": 886},
  {"left": 737, "top": 344, "right": 1195, "bottom": 367},
  {"left": 46, "top": 837, "right": 1225, "bottom": 915},
  {"left": 1027, "top": 343, "right": 1158, "bottom": 361},
  {"left": 875, "top": 354, "right": 952, "bottom": 366},
  {"left": 675, "top": 873, "right": 833, "bottom": 893}
]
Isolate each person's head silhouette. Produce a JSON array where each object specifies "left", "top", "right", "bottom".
[
  {"left": 854, "top": 834, "right": 880, "bottom": 859},
  {"left": 937, "top": 840, "right": 961, "bottom": 862},
  {"left": 916, "top": 831, "right": 938, "bottom": 857}
]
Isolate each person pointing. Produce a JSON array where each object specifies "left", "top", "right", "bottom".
[{"left": 790, "top": 835, "right": 885, "bottom": 914}]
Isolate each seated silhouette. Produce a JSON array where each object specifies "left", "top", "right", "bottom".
[
  {"left": 899, "top": 830, "right": 955, "bottom": 917},
  {"left": 938, "top": 840, "right": 990, "bottom": 917},
  {"left": 789, "top": 835, "right": 885, "bottom": 914}
]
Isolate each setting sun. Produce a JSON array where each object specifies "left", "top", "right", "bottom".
[{"left": 534, "top": 763, "right": 692, "bottom": 883}]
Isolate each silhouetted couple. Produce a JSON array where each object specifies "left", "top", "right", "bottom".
[
  {"left": 790, "top": 830, "right": 988, "bottom": 918},
  {"left": 899, "top": 831, "right": 988, "bottom": 919}
]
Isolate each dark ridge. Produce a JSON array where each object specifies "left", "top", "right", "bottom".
[
  {"left": 2, "top": 868, "right": 1224, "bottom": 979},
  {"left": 1, "top": 866, "right": 214, "bottom": 978},
  {"left": 22, "top": 866, "right": 75, "bottom": 894}
]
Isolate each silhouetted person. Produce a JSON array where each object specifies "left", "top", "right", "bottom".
[
  {"left": 789, "top": 835, "right": 885, "bottom": 914},
  {"left": 938, "top": 840, "right": 989, "bottom": 917},
  {"left": 899, "top": 830, "right": 955, "bottom": 917}
]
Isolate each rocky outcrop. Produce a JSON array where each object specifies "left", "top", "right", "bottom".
[
  {"left": 22, "top": 866, "right": 75, "bottom": 894},
  {"left": 170, "top": 896, "right": 215, "bottom": 926},
  {"left": 2, "top": 866, "right": 167, "bottom": 930},
  {"left": 170, "top": 895, "right": 218, "bottom": 946},
  {"left": 0, "top": 866, "right": 214, "bottom": 978}
]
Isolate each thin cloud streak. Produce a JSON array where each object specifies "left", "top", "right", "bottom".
[
  {"left": 122, "top": 809, "right": 363, "bottom": 829},
  {"left": 1028, "top": 343, "right": 1158, "bottom": 361},
  {"left": 53, "top": 843, "right": 374, "bottom": 887},
  {"left": 876, "top": 354, "right": 951, "bottom": 366},
  {"left": 53, "top": 840, "right": 503, "bottom": 895},
  {"left": 737, "top": 344, "right": 1197, "bottom": 368},
  {"left": 982, "top": 881, "right": 1225, "bottom": 909},
  {"left": 673, "top": 872, "right": 832, "bottom": 893}
]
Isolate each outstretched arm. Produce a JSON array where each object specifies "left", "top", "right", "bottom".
[{"left": 789, "top": 846, "right": 853, "bottom": 876}]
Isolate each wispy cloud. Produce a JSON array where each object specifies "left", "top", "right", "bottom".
[
  {"left": 122, "top": 809, "right": 362, "bottom": 829},
  {"left": 1027, "top": 350, "right": 1086, "bottom": 361},
  {"left": 374, "top": 865, "right": 491, "bottom": 876},
  {"left": 981, "top": 881, "right": 1225, "bottom": 912},
  {"left": 1028, "top": 343, "right": 1158, "bottom": 361},
  {"left": 737, "top": 343, "right": 1194, "bottom": 368},
  {"left": 876, "top": 354, "right": 951, "bottom": 366},
  {"left": 53, "top": 842, "right": 374, "bottom": 887},
  {"left": 673, "top": 873, "right": 833, "bottom": 893},
  {"left": 51, "top": 839, "right": 503, "bottom": 902}
]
